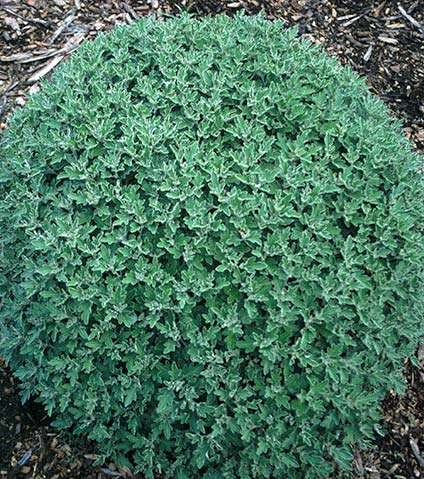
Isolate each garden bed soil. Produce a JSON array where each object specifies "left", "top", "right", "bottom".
[{"left": 1, "top": 1, "right": 423, "bottom": 478}]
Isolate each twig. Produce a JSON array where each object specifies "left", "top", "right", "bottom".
[
  {"left": 0, "top": 1, "right": 17, "bottom": 6},
  {"left": 0, "top": 49, "right": 57, "bottom": 63},
  {"left": 2, "top": 81, "right": 20, "bottom": 94},
  {"left": 345, "top": 33, "right": 367, "bottom": 48},
  {"left": 380, "top": 15, "right": 402, "bottom": 21},
  {"left": 382, "top": 463, "right": 399, "bottom": 477},
  {"left": 150, "top": 0, "right": 159, "bottom": 18},
  {"left": 337, "top": 13, "right": 357, "bottom": 21},
  {"left": 341, "top": 14, "right": 366, "bottom": 27},
  {"left": 121, "top": 2, "right": 140, "bottom": 20},
  {"left": 27, "top": 55, "right": 64, "bottom": 83},
  {"left": 408, "top": 0, "right": 419, "bottom": 14},
  {"left": 100, "top": 468, "right": 123, "bottom": 477},
  {"left": 0, "top": 96, "right": 6, "bottom": 119},
  {"left": 2, "top": 7, "right": 51, "bottom": 28},
  {"left": 337, "top": 11, "right": 369, "bottom": 27},
  {"left": 374, "top": 0, "right": 386, "bottom": 17},
  {"left": 365, "top": 466, "right": 381, "bottom": 479},
  {"left": 38, "top": 427, "right": 48, "bottom": 462},
  {"left": 49, "top": 10, "right": 76, "bottom": 44},
  {"left": 398, "top": 4, "right": 424, "bottom": 34},
  {"left": 18, "top": 450, "right": 32, "bottom": 467},
  {"left": 353, "top": 445, "right": 365, "bottom": 476},
  {"left": 410, "top": 438, "right": 424, "bottom": 468},
  {"left": 0, "top": 32, "right": 85, "bottom": 63},
  {"left": 8, "top": 449, "right": 33, "bottom": 478}
]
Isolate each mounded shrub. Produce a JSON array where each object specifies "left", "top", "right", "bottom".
[{"left": 0, "top": 13, "right": 423, "bottom": 479}]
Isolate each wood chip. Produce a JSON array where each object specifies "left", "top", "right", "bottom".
[
  {"left": 378, "top": 35, "right": 398, "bottom": 44},
  {"left": 386, "top": 22, "right": 405, "bottom": 29},
  {"left": 4, "top": 16, "right": 21, "bottom": 33},
  {"left": 363, "top": 44, "right": 373, "bottom": 62},
  {"left": 17, "top": 449, "right": 32, "bottom": 466},
  {"left": 83, "top": 454, "right": 99, "bottom": 461},
  {"left": 28, "top": 84, "right": 40, "bottom": 95}
]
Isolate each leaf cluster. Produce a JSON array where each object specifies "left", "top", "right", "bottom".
[{"left": 1, "top": 13, "right": 423, "bottom": 479}]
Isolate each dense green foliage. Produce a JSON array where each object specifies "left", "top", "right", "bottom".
[{"left": 0, "top": 13, "right": 423, "bottom": 479}]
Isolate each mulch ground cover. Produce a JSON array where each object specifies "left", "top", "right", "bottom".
[{"left": 0, "top": 0, "right": 423, "bottom": 477}]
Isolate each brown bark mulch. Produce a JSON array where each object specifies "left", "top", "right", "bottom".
[{"left": 1, "top": 1, "right": 424, "bottom": 478}]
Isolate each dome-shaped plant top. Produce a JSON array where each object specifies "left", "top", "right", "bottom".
[{"left": 1, "top": 13, "right": 423, "bottom": 479}]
